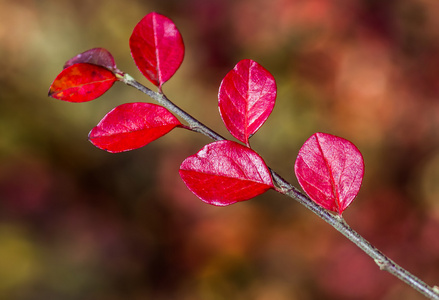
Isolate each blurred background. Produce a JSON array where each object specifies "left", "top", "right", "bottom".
[{"left": 1, "top": 0, "right": 439, "bottom": 299}]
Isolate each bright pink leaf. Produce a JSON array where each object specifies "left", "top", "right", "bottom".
[
  {"left": 129, "top": 12, "right": 184, "bottom": 89},
  {"left": 179, "top": 140, "right": 274, "bottom": 206},
  {"left": 89, "top": 102, "right": 181, "bottom": 153},
  {"left": 48, "top": 63, "right": 117, "bottom": 102},
  {"left": 294, "top": 132, "right": 364, "bottom": 214},
  {"left": 63, "top": 48, "right": 117, "bottom": 70},
  {"left": 218, "top": 59, "right": 276, "bottom": 146}
]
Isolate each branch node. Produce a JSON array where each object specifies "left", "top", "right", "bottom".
[
  {"left": 334, "top": 214, "right": 345, "bottom": 223},
  {"left": 374, "top": 258, "right": 387, "bottom": 271}
]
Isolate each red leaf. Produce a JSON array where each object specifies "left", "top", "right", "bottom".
[
  {"left": 48, "top": 63, "right": 117, "bottom": 102},
  {"left": 294, "top": 132, "right": 364, "bottom": 214},
  {"left": 129, "top": 12, "right": 184, "bottom": 89},
  {"left": 89, "top": 102, "right": 181, "bottom": 153},
  {"left": 63, "top": 48, "right": 116, "bottom": 70},
  {"left": 218, "top": 59, "right": 276, "bottom": 146},
  {"left": 179, "top": 140, "right": 274, "bottom": 206}
]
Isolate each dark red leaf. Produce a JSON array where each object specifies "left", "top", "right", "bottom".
[
  {"left": 218, "top": 59, "right": 276, "bottom": 146},
  {"left": 89, "top": 102, "right": 181, "bottom": 153},
  {"left": 294, "top": 132, "right": 364, "bottom": 214},
  {"left": 129, "top": 12, "right": 184, "bottom": 89},
  {"left": 179, "top": 140, "right": 274, "bottom": 206},
  {"left": 48, "top": 63, "right": 116, "bottom": 102},
  {"left": 63, "top": 48, "right": 116, "bottom": 70}
]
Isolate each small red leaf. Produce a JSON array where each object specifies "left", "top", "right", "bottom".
[
  {"left": 129, "top": 12, "right": 184, "bottom": 89},
  {"left": 218, "top": 59, "right": 276, "bottom": 146},
  {"left": 48, "top": 63, "right": 117, "bottom": 102},
  {"left": 64, "top": 48, "right": 117, "bottom": 70},
  {"left": 179, "top": 140, "right": 274, "bottom": 206},
  {"left": 294, "top": 132, "right": 364, "bottom": 214},
  {"left": 89, "top": 102, "right": 181, "bottom": 153}
]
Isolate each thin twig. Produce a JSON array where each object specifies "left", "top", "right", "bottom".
[{"left": 121, "top": 73, "right": 439, "bottom": 300}]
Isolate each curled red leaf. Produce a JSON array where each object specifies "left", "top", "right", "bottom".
[
  {"left": 48, "top": 63, "right": 117, "bottom": 102},
  {"left": 218, "top": 59, "right": 276, "bottom": 146},
  {"left": 294, "top": 132, "right": 364, "bottom": 214},
  {"left": 179, "top": 140, "right": 274, "bottom": 206},
  {"left": 63, "top": 48, "right": 117, "bottom": 71},
  {"left": 89, "top": 102, "right": 182, "bottom": 153},
  {"left": 129, "top": 12, "right": 184, "bottom": 89}
]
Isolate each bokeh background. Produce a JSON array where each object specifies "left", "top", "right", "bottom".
[{"left": 1, "top": 0, "right": 439, "bottom": 299}]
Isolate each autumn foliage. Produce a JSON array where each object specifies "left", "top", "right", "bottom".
[{"left": 48, "top": 12, "right": 364, "bottom": 214}]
